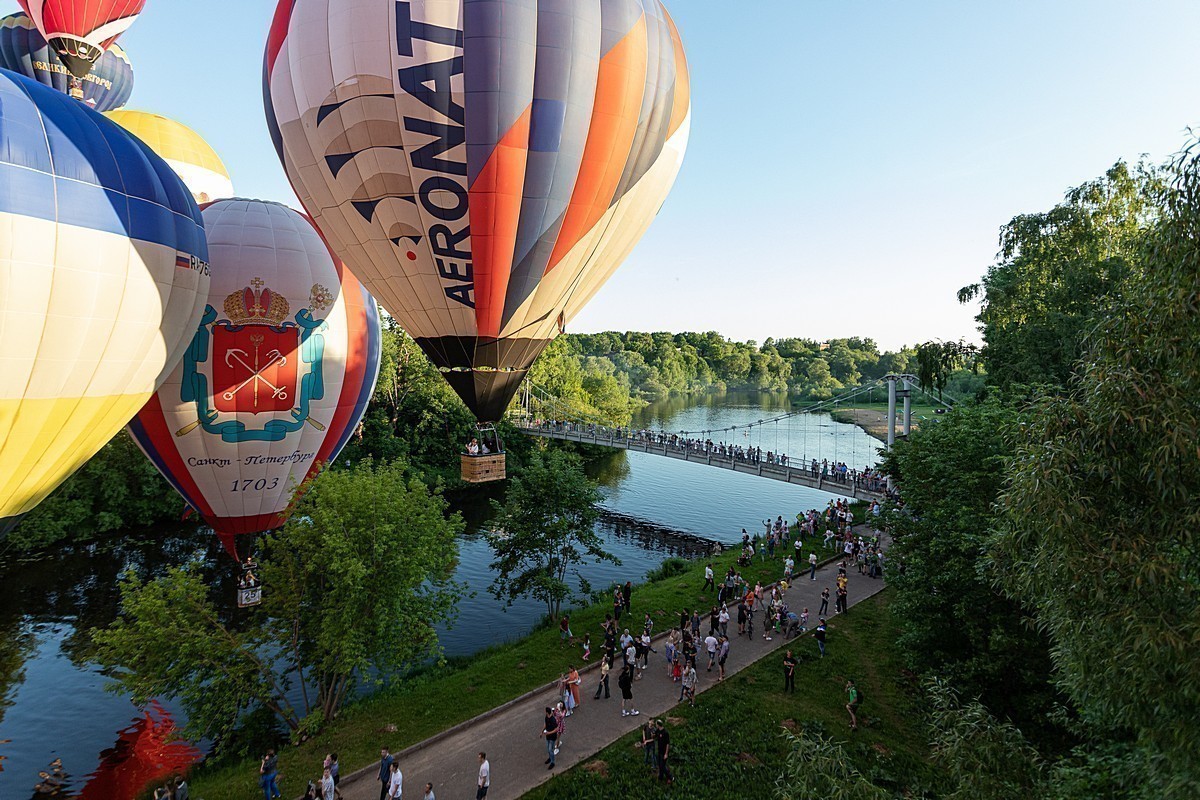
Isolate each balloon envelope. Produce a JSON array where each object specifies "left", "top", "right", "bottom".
[
  {"left": 106, "top": 110, "right": 235, "bottom": 205},
  {"left": 128, "top": 199, "right": 383, "bottom": 554},
  {"left": 0, "top": 12, "right": 133, "bottom": 111},
  {"left": 17, "top": 0, "right": 145, "bottom": 78},
  {"left": 264, "top": 0, "right": 690, "bottom": 421},
  {"left": 0, "top": 70, "right": 210, "bottom": 533}
]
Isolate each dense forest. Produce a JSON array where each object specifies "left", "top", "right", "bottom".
[
  {"left": 562, "top": 331, "right": 922, "bottom": 398},
  {"left": 875, "top": 155, "right": 1199, "bottom": 798}
]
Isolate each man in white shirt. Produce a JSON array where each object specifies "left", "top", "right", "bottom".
[
  {"left": 809, "top": 552, "right": 818, "bottom": 580},
  {"left": 387, "top": 762, "right": 402, "bottom": 799},
  {"left": 476, "top": 752, "right": 490, "bottom": 799},
  {"left": 704, "top": 633, "right": 719, "bottom": 671},
  {"left": 703, "top": 563, "right": 714, "bottom": 592}
]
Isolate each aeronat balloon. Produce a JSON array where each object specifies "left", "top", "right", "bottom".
[
  {"left": 0, "top": 12, "right": 134, "bottom": 112},
  {"left": 105, "top": 110, "right": 235, "bottom": 205},
  {"left": 17, "top": 0, "right": 145, "bottom": 79},
  {"left": 128, "top": 199, "right": 383, "bottom": 557},
  {"left": 264, "top": 0, "right": 691, "bottom": 421},
  {"left": 0, "top": 71, "right": 210, "bottom": 535}
]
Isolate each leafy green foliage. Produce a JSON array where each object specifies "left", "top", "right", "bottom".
[
  {"left": 915, "top": 340, "right": 979, "bottom": 399},
  {"left": 565, "top": 332, "right": 915, "bottom": 398},
  {"left": 961, "top": 161, "right": 1163, "bottom": 391},
  {"left": 991, "top": 146, "right": 1200, "bottom": 797},
  {"left": 6, "top": 430, "right": 180, "bottom": 552},
  {"left": 259, "top": 460, "right": 463, "bottom": 725},
  {"left": 486, "top": 449, "right": 615, "bottom": 619},
  {"left": 879, "top": 400, "right": 1056, "bottom": 728},
  {"left": 90, "top": 461, "right": 463, "bottom": 750},
  {"left": 774, "top": 731, "right": 890, "bottom": 800},
  {"left": 926, "top": 677, "right": 1046, "bottom": 800}
]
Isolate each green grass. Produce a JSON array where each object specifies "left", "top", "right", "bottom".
[
  {"left": 830, "top": 399, "right": 943, "bottom": 418},
  {"left": 523, "top": 593, "right": 935, "bottom": 800},
  {"left": 187, "top": 533, "right": 836, "bottom": 800}
]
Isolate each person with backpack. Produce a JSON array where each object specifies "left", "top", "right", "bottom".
[{"left": 846, "top": 679, "right": 861, "bottom": 730}]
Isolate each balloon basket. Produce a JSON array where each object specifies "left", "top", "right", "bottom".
[
  {"left": 461, "top": 453, "right": 506, "bottom": 483},
  {"left": 237, "top": 585, "right": 263, "bottom": 608}
]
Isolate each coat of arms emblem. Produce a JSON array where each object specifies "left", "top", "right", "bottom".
[{"left": 178, "top": 279, "right": 334, "bottom": 442}]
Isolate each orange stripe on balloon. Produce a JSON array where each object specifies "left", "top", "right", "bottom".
[
  {"left": 664, "top": 6, "right": 690, "bottom": 138},
  {"left": 545, "top": 13, "right": 648, "bottom": 275},
  {"left": 470, "top": 104, "right": 533, "bottom": 339}
]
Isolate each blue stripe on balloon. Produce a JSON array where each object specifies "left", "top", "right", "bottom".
[
  {"left": 0, "top": 70, "right": 206, "bottom": 257},
  {"left": 127, "top": 415, "right": 205, "bottom": 513},
  {"left": 328, "top": 286, "right": 383, "bottom": 462}
]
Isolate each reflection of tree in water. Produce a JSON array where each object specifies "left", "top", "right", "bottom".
[
  {"left": 0, "top": 525, "right": 242, "bottom": 672},
  {"left": 633, "top": 390, "right": 795, "bottom": 429},
  {"left": 597, "top": 511, "right": 717, "bottom": 561},
  {"left": 585, "top": 450, "right": 631, "bottom": 488},
  {"left": 0, "top": 618, "right": 34, "bottom": 728}
]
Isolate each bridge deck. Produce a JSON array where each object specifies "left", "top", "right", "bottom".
[{"left": 515, "top": 423, "right": 886, "bottom": 502}]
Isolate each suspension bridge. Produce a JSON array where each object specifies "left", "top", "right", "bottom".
[{"left": 509, "top": 375, "right": 953, "bottom": 501}]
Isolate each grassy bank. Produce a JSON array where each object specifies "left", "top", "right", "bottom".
[
  {"left": 524, "top": 592, "right": 934, "bottom": 800},
  {"left": 187, "top": 528, "right": 846, "bottom": 800},
  {"left": 829, "top": 400, "right": 944, "bottom": 442}
]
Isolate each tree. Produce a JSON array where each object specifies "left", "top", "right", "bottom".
[
  {"left": 90, "top": 460, "right": 463, "bottom": 747},
  {"left": 774, "top": 730, "right": 889, "bottom": 800},
  {"left": 960, "top": 161, "right": 1162, "bottom": 391},
  {"left": 8, "top": 430, "right": 180, "bottom": 552},
  {"left": 926, "top": 678, "right": 1047, "bottom": 800},
  {"left": 486, "top": 449, "right": 616, "bottom": 620},
  {"left": 991, "top": 146, "right": 1200, "bottom": 797},
  {"left": 914, "top": 340, "right": 978, "bottom": 399},
  {"left": 879, "top": 400, "right": 1055, "bottom": 727}
]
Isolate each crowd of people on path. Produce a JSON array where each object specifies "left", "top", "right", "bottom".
[{"left": 288, "top": 503, "right": 884, "bottom": 798}]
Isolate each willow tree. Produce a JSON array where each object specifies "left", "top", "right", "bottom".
[{"left": 992, "top": 146, "right": 1200, "bottom": 797}]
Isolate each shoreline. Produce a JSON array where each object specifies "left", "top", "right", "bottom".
[{"left": 186, "top": 520, "right": 864, "bottom": 800}]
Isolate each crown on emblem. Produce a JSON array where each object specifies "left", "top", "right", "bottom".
[{"left": 224, "top": 278, "right": 290, "bottom": 326}]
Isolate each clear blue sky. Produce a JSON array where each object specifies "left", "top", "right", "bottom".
[{"left": 107, "top": 0, "right": 1198, "bottom": 350}]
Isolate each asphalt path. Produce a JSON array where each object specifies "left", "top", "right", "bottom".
[{"left": 334, "top": 535, "right": 886, "bottom": 800}]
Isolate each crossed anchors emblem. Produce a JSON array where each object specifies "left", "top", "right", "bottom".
[{"left": 222, "top": 334, "right": 289, "bottom": 408}]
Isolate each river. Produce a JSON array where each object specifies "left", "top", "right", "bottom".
[{"left": 0, "top": 391, "right": 882, "bottom": 798}]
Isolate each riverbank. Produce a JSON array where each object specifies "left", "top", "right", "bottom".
[
  {"left": 829, "top": 400, "right": 941, "bottom": 443},
  {"left": 186, "top": 528, "right": 851, "bottom": 800},
  {"left": 524, "top": 592, "right": 932, "bottom": 799}
]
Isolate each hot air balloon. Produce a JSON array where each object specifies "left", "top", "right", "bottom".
[
  {"left": 0, "top": 70, "right": 210, "bottom": 535},
  {"left": 106, "top": 110, "right": 234, "bottom": 205},
  {"left": 16, "top": 0, "right": 144, "bottom": 80},
  {"left": 128, "top": 199, "right": 383, "bottom": 561},
  {"left": 0, "top": 12, "right": 133, "bottom": 111},
  {"left": 263, "top": 0, "right": 690, "bottom": 426}
]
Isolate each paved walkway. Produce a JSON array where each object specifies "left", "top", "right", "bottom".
[{"left": 338, "top": 538, "right": 886, "bottom": 800}]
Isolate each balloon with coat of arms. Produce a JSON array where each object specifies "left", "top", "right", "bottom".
[
  {"left": 127, "top": 198, "right": 383, "bottom": 557},
  {"left": 0, "top": 70, "right": 210, "bottom": 535}
]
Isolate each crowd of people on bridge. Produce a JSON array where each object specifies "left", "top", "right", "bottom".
[{"left": 523, "top": 418, "right": 892, "bottom": 494}]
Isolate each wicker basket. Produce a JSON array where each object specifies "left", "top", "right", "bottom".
[{"left": 461, "top": 453, "right": 506, "bottom": 483}]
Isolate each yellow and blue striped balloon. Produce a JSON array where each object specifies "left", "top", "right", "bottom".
[{"left": 0, "top": 70, "right": 210, "bottom": 534}]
